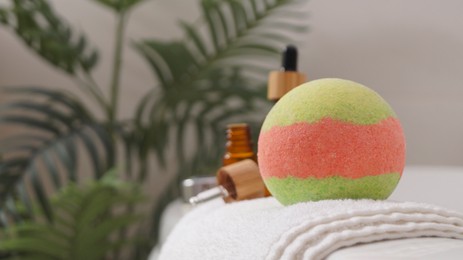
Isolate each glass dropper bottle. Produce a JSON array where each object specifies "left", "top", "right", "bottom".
[
  {"left": 190, "top": 46, "right": 306, "bottom": 205},
  {"left": 267, "top": 45, "right": 307, "bottom": 102},
  {"left": 189, "top": 124, "right": 266, "bottom": 204}
]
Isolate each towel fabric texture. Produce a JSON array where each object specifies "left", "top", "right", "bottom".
[{"left": 159, "top": 198, "right": 463, "bottom": 260}]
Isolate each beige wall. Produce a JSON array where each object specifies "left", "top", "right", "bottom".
[
  {"left": 1, "top": 0, "right": 463, "bottom": 166},
  {"left": 302, "top": 0, "right": 463, "bottom": 166}
]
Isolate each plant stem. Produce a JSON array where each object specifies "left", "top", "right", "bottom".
[
  {"left": 83, "top": 71, "right": 105, "bottom": 97},
  {"left": 109, "top": 11, "right": 127, "bottom": 124},
  {"left": 74, "top": 75, "right": 109, "bottom": 114}
]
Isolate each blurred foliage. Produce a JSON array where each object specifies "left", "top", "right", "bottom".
[
  {"left": 0, "top": 173, "right": 144, "bottom": 260},
  {"left": 0, "top": 0, "right": 308, "bottom": 258},
  {"left": 92, "top": 0, "right": 145, "bottom": 12},
  {"left": 0, "top": 0, "right": 99, "bottom": 74},
  {"left": 0, "top": 87, "right": 116, "bottom": 223}
]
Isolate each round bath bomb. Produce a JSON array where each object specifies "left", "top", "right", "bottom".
[{"left": 258, "top": 78, "right": 406, "bottom": 205}]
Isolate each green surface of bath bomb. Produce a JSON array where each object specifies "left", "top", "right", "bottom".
[{"left": 258, "top": 78, "right": 406, "bottom": 205}]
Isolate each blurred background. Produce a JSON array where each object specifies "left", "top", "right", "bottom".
[
  {"left": 1, "top": 0, "right": 463, "bottom": 259},
  {"left": 2, "top": 0, "right": 463, "bottom": 165}
]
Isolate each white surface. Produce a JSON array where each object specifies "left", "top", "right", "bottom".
[
  {"left": 152, "top": 166, "right": 463, "bottom": 259},
  {"left": 327, "top": 238, "right": 463, "bottom": 260},
  {"left": 158, "top": 198, "right": 463, "bottom": 260},
  {"left": 390, "top": 166, "right": 463, "bottom": 212},
  {"left": 326, "top": 165, "right": 463, "bottom": 259},
  {"left": 148, "top": 200, "right": 192, "bottom": 260}
]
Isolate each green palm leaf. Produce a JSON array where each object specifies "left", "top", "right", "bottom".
[
  {"left": 0, "top": 0, "right": 309, "bottom": 258},
  {"left": 0, "top": 174, "right": 144, "bottom": 260},
  {"left": 135, "top": 0, "right": 307, "bottom": 175},
  {"left": 0, "top": 0, "right": 99, "bottom": 74},
  {"left": 0, "top": 0, "right": 108, "bottom": 110},
  {"left": 0, "top": 87, "right": 114, "bottom": 222},
  {"left": 135, "top": 2, "right": 308, "bottom": 246}
]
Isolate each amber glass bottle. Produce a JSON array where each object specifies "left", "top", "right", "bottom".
[
  {"left": 189, "top": 124, "right": 268, "bottom": 205},
  {"left": 223, "top": 123, "right": 271, "bottom": 197},
  {"left": 223, "top": 123, "right": 256, "bottom": 166}
]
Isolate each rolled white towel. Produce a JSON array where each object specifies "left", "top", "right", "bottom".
[{"left": 159, "top": 198, "right": 463, "bottom": 260}]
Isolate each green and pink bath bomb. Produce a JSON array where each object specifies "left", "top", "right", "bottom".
[{"left": 258, "top": 78, "right": 406, "bottom": 205}]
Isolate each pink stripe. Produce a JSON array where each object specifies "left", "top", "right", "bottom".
[{"left": 258, "top": 117, "right": 405, "bottom": 179}]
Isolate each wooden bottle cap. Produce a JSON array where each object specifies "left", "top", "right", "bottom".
[
  {"left": 267, "top": 71, "right": 307, "bottom": 101},
  {"left": 216, "top": 159, "right": 265, "bottom": 203}
]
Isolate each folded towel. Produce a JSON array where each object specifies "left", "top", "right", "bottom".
[{"left": 159, "top": 198, "right": 463, "bottom": 260}]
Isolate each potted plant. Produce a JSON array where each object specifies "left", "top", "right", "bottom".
[{"left": 0, "top": 0, "right": 307, "bottom": 258}]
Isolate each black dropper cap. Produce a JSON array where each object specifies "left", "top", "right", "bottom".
[
  {"left": 281, "top": 45, "right": 298, "bottom": 72},
  {"left": 267, "top": 44, "right": 306, "bottom": 101}
]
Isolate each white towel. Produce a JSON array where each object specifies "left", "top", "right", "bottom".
[{"left": 159, "top": 198, "right": 463, "bottom": 260}]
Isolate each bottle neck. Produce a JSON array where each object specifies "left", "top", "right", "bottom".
[
  {"left": 223, "top": 123, "right": 256, "bottom": 166},
  {"left": 225, "top": 124, "right": 253, "bottom": 153}
]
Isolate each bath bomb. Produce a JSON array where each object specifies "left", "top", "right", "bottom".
[{"left": 258, "top": 78, "right": 406, "bottom": 205}]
